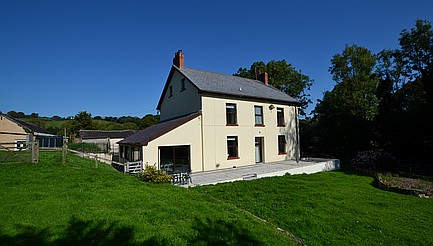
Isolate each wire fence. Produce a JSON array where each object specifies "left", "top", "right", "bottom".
[{"left": 0, "top": 142, "right": 39, "bottom": 164}]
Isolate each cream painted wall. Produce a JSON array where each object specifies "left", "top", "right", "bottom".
[
  {"left": 142, "top": 115, "right": 203, "bottom": 172},
  {"left": 201, "top": 95, "right": 298, "bottom": 171},
  {"left": 0, "top": 115, "right": 27, "bottom": 145},
  {"left": 159, "top": 70, "right": 202, "bottom": 121}
]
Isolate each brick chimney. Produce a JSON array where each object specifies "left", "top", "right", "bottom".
[
  {"left": 258, "top": 72, "right": 269, "bottom": 85},
  {"left": 173, "top": 50, "right": 185, "bottom": 68}
]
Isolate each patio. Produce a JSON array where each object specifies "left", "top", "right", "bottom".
[{"left": 183, "top": 158, "right": 340, "bottom": 187}]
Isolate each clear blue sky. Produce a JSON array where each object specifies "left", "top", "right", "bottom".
[{"left": 1, "top": 0, "right": 432, "bottom": 118}]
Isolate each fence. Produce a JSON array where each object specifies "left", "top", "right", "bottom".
[
  {"left": 0, "top": 141, "right": 39, "bottom": 164},
  {"left": 123, "top": 161, "right": 143, "bottom": 174}
]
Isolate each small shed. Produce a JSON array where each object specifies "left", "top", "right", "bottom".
[{"left": 79, "top": 130, "right": 137, "bottom": 154}]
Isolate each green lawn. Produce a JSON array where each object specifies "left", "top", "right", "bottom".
[
  {"left": 2, "top": 152, "right": 432, "bottom": 245},
  {"left": 0, "top": 151, "right": 294, "bottom": 246},
  {"left": 194, "top": 171, "right": 433, "bottom": 245}
]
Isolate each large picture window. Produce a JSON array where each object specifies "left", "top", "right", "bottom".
[
  {"left": 227, "top": 136, "right": 239, "bottom": 159},
  {"left": 226, "top": 103, "right": 237, "bottom": 125},
  {"left": 278, "top": 135, "right": 287, "bottom": 154},
  {"left": 277, "top": 108, "right": 285, "bottom": 126},
  {"left": 254, "top": 106, "right": 264, "bottom": 126},
  {"left": 159, "top": 145, "right": 190, "bottom": 173}
]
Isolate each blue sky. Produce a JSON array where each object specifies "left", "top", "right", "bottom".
[{"left": 1, "top": 0, "right": 432, "bottom": 118}]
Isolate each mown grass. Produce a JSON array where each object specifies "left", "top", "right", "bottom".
[
  {"left": 194, "top": 172, "right": 433, "bottom": 245},
  {"left": 0, "top": 151, "right": 295, "bottom": 246}
]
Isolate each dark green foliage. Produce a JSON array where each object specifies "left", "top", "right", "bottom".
[
  {"left": 352, "top": 149, "right": 399, "bottom": 171},
  {"left": 307, "top": 20, "right": 433, "bottom": 171},
  {"left": 71, "top": 111, "right": 93, "bottom": 136},
  {"left": 234, "top": 60, "right": 314, "bottom": 116},
  {"left": 138, "top": 164, "right": 172, "bottom": 183}
]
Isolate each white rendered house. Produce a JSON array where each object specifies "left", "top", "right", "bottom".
[{"left": 119, "top": 50, "right": 301, "bottom": 173}]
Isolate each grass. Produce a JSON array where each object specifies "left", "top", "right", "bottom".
[
  {"left": 0, "top": 151, "right": 294, "bottom": 246},
  {"left": 2, "top": 152, "right": 432, "bottom": 245},
  {"left": 194, "top": 172, "right": 433, "bottom": 246}
]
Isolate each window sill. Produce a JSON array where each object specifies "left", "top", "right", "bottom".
[
  {"left": 227, "top": 156, "right": 240, "bottom": 160},
  {"left": 277, "top": 124, "right": 286, "bottom": 127},
  {"left": 254, "top": 124, "right": 265, "bottom": 127},
  {"left": 278, "top": 152, "right": 287, "bottom": 155},
  {"left": 226, "top": 124, "right": 239, "bottom": 126}
]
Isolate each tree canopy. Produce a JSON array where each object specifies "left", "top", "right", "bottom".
[
  {"left": 306, "top": 19, "right": 433, "bottom": 173},
  {"left": 234, "top": 59, "right": 314, "bottom": 116}
]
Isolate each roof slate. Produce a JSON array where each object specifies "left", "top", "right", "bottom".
[
  {"left": 118, "top": 112, "right": 201, "bottom": 145},
  {"left": 178, "top": 67, "right": 301, "bottom": 104},
  {"left": 80, "top": 130, "right": 138, "bottom": 139},
  {"left": 1, "top": 114, "right": 52, "bottom": 134}
]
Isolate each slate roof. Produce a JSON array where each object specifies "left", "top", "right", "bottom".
[
  {"left": 1, "top": 114, "right": 52, "bottom": 134},
  {"left": 80, "top": 130, "right": 138, "bottom": 139},
  {"left": 157, "top": 66, "right": 300, "bottom": 110},
  {"left": 118, "top": 112, "right": 201, "bottom": 145}
]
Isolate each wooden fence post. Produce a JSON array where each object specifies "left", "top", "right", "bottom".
[{"left": 32, "top": 142, "right": 39, "bottom": 163}]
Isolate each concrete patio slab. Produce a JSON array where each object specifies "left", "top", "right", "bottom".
[{"left": 184, "top": 158, "right": 340, "bottom": 187}]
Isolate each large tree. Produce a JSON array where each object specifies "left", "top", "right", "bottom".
[
  {"left": 313, "top": 45, "right": 378, "bottom": 156},
  {"left": 234, "top": 59, "right": 314, "bottom": 116}
]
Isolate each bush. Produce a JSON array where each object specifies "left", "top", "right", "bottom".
[
  {"left": 352, "top": 149, "right": 399, "bottom": 171},
  {"left": 138, "top": 164, "right": 172, "bottom": 184}
]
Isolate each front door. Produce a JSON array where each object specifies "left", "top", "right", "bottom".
[{"left": 255, "top": 137, "right": 264, "bottom": 163}]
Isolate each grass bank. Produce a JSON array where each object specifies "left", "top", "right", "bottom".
[
  {"left": 0, "top": 151, "right": 294, "bottom": 245},
  {"left": 194, "top": 171, "right": 433, "bottom": 245}
]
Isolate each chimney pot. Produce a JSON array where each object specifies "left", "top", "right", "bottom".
[
  {"left": 258, "top": 72, "right": 269, "bottom": 85},
  {"left": 173, "top": 50, "right": 185, "bottom": 68}
]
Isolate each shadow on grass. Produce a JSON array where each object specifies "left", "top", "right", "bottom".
[{"left": 0, "top": 217, "right": 262, "bottom": 246}]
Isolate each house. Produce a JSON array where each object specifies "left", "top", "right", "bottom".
[
  {"left": 79, "top": 130, "right": 137, "bottom": 155},
  {"left": 0, "top": 114, "right": 61, "bottom": 150},
  {"left": 119, "top": 50, "right": 301, "bottom": 173}
]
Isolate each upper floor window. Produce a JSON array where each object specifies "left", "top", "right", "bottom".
[
  {"left": 277, "top": 108, "right": 285, "bottom": 126},
  {"left": 226, "top": 103, "right": 237, "bottom": 125},
  {"left": 254, "top": 106, "right": 264, "bottom": 126},
  {"left": 227, "top": 136, "right": 239, "bottom": 159},
  {"left": 181, "top": 78, "right": 186, "bottom": 92},
  {"left": 278, "top": 135, "right": 287, "bottom": 154},
  {"left": 168, "top": 85, "right": 173, "bottom": 97}
]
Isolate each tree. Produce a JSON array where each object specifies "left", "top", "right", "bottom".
[
  {"left": 139, "top": 114, "right": 160, "bottom": 129},
  {"left": 234, "top": 59, "right": 314, "bottom": 116},
  {"left": 71, "top": 111, "right": 93, "bottom": 137},
  {"left": 313, "top": 45, "right": 378, "bottom": 157}
]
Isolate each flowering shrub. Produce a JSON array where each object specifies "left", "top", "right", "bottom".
[{"left": 138, "top": 163, "right": 172, "bottom": 184}]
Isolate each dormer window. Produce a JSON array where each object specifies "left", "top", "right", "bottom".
[{"left": 181, "top": 78, "right": 186, "bottom": 92}]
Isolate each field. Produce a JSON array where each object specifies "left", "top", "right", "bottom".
[
  {"left": 1, "top": 151, "right": 432, "bottom": 245},
  {"left": 0, "top": 151, "right": 294, "bottom": 246}
]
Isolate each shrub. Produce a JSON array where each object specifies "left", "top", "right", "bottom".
[
  {"left": 138, "top": 163, "right": 172, "bottom": 184},
  {"left": 352, "top": 149, "right": 399, "bottom": 171}
]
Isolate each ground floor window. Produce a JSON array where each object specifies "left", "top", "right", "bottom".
[
  {"left": 159, "top": 145, "right": 190, "bottom": 174},
  {"left": 15, "top": 140, "right": 26, "bottom": 151},
  {"left": 227, "top": 136, "right": 239, "bottom": 159},
  {"left": 278, "top": 135, "right": 287, "bottom": 154}
]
